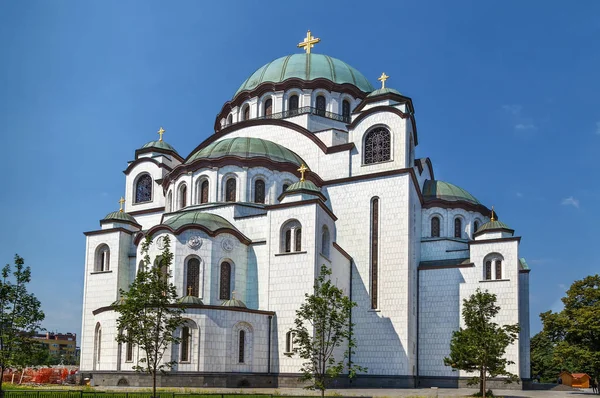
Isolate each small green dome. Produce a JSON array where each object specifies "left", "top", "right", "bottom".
[
  {"left": 140, "top": 140, "right": 178, "bottom": 153},
  {"left": 235, "top": 53, "right": 375, "bottom": 97},
  {"left": 221, "top": 297, "right": 247, "bottom": 308},
  {"left": 286, "top": 180, "right": 321, "bottom": 193},
  {"left": 423, "top": 180, "right": 480, "bottom": 205},
  {"left": 178, "top": 295, "right": 204, "bottom": 305},
  {"left": 367, "top": 87, "right": 402, "bottom": 97},
  {"left": 163, "top": 211, "right": 238, "bottom": 232},
  {"left": 103, "top": 210, "right": 138, "bottom": 224},
  {"left": 187, "top": 137, "right": 305, "bottom": 166},
  {"left": 476, "top": 219, "right": 512, "bottom": 234}
]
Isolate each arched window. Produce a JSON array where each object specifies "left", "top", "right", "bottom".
[
  {"left": 282, "top": 183, "right": 290, "bottom": 195},
  {"left": 281, "top": 220, "right": 302, "bottom": 253},
  {"left": 473, "top": 221, "right": 479, "bottom": 234},
  {"left": 371, "top": 198, "right": 379, "bottom": 309},
  {"left": 94, "top": 323, "right": 102, "bottom": 367},
  {"left": 364, "top": 127, "right": 391, "bottom": 164},
  {"left": 166, "top": 191, "right": 173, "bottom": 212},
  {"left": 200, "top": 180, "right": 209, "bottom": 204},
  {"left": 186, "top": 258, "right": 200, "bottom": 297},
  {"left": 227, "top": 114, "right": 233, "bottom": 125},
  {"left": 264, "top": 98, "right": 273, "bottom": 117},
  {"left": 155, "top": 256, "right": 169, "bottom": 283},
  {"left": 316, "top": 95, "right": 326, "bottom": 116},
  {"left": 485, "top": 261, "right": 492, "bottom": 280},
  {"left": 125, "top": 329, "right": 133, "bottom": 362},
  {"left": 243, "top": 105, "right": 250, "bottom": 121},
  {"left": 254, "top": 179, "right": 265, "bottom": 204},
  {"left": 134, "top": 174, "right": 152, "bottom": 203},
  {"left": 431, "top": 217, "right": 440, "bottom": 238},
  {"left": 495, "top": 260, "right": 502, "bottom": 280},
  {"left": 178, "top": 184, "right": 187, "bottom": 209},
  {"left": 454, "top": 218, "right": 462, "bottom": 238},
  {"left": 342, "top": 99, "right": 351, "bottom": 121},
  {"left": 225, "top": 178, "right": 236, "bottom": 202},
  {"left": 180, "top": 326, "right": 191, "bottom": 362},
  {"left": 95, "top": 244, "right": 110, "bottom": 272},
  {"left": 321, "top": 226, "right": 330, "bottom": 258},
  {"left": 286, "top": 331, "right": 297, "bottom": 353},
  {"left": 238, "top": 330, "right": 246, "bottom": 363},
  {"left": 289, "top": 95, "right": 299, "bottom": 115},
  {"left": 219, "top": 261, "right": 231, "bottom": 300}
]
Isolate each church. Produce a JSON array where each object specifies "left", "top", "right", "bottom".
[{"left": 80, "top": 31, "right": 531, "bottom": 389}]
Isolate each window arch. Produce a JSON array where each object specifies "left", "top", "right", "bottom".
[
  {"left": 289, "top": 94, "right": 299, "bottom": 116},
  {"left": 431, "top": 216, "right": 440, "bottom": 238},
  {"left": 134, "top": 174, "right": 152, "bottom": 203},
  {"left": 342, "top": 99, "right": 351, "bottom": 121},
  {"left": 254, "top": 179, "right": 265, "bottom": 204},
  {"left": 454, "top": 218, "right": 462, "bottom": 238},
  {"left": 166, "top": 190, "right": 173, "bottom": 212},
  {"left": 227, "top": 114, "right": 233, "bottom": 125},
  {"left": 233, "top": 322, "right": 253, "bottom": 365},
  {"left": 364, "top": 127, "right": 391, "bottom": 164},
  {"left": 219, "top": 261, "right": 232, "bottom": 300},
  {"left": 242, "top": 105, "right": 250, "bottom": 121},
  {"left": 484, "top": 253, "right": 504, "bottom": 280},
  {"left": 225, "top": 178, "right": 236, "bottom": 202},
  {"left": 238, "top": 330, "right": 246, "bottom": 363},
  {"left": 285, "top": 330, "right": 297, "bottom": 353},
  {"left": 321, "top": 226, "right": 330, "bottom": 258},
  {"left": 264, "top": 98, "right": 273, "bottom": 117},
  {"left": 280, "top": 220, "right": 302, "bottom": 253},
  {"left": 281, "top": 181, "right": 292, "bottom": 195},
  {"left": 178, "top": 184, "right": 187, "bottom": 209},
  {"left": 315, "top": 95, "right": 326, "bottom": 116},
  {"left": 94, "top": 323, "right": 102, "bottom": 368},
  {"left": 473, "top": 220, "right": 480, "bottom": 234},
  {"left": 185, "top": 257, "right": 201, "bottom": 297},
  {"left": 370, "top": 197, "right": 379, "bottom": 309},
  {"left": 95, "top": 244, "right": 110, "bottom": 272},
  {"left": 195, "top": 178, "right": 209, "bottom": 204},
  {"left": 180, "top": 325, "right": 191, "bottom": 362}
]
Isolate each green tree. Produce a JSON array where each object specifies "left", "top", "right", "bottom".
[
  {"left": 115, "top": 236, "right": 185, "bottom": 398},
  {"left": 287, "top": 264, "right": 366, "bottom": 398},
  {"left": 0, "top": 255, "right": 45, "bottom": 397},
  {"left": 444, "top": 288, "right": 520, "bottom": 398},
  {"left": 540, "top": 275, "right": 600, "bottom": 386}
]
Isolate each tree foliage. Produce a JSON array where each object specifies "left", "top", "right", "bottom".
[
  {"left": 444, "top": 288, "right": 520, "bottom": 398},
  {"left": 287, "top": 264, "right": 366, "bottom": 397},
  {"left": 0, "top": 255, "right": 45, "bottom": 395},
  {"left": 539, "top": 274, "right": 600, "bottom": 385},
  {"left": 115, "top": 236, "right": 185, "bottom": 398}
]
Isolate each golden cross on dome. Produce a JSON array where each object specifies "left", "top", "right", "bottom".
[
  {"left": 157, "top": 126, "right": 165, "bottom": 141},
  {"left": 378, "top": 72, "right": 389, "bottom": 89},
  {"left": 188, "top": 286, "right": 193, "bottom": 296},
  {"left": 490, "top": 206, "right": 496, "bottom": 221},
  {"left": 119, "top": 197, "right": 125, "bottom": 212},
  {"left": 297, "top": 164, "right": 309, "bottom": 182},
  {"left": 298, "top": 30, "right": 320, "bottom": 54}
]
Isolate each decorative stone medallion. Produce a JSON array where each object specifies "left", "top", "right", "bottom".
[
  {"left": 156, "top": 236, "right": 165, "bottom": 250},
  {"left": 187, "top": 235, "right": 203, "bottom": 250},
  {"left": 222, "top": 238, "right": 235, "bottom": 252}
]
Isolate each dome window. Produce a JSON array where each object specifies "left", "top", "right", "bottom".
[
  {"left": 178, "top": 184, "right": 187, "bottom": 209},
  {"left": 364, "top": 127, "right": 391, "bottom": 164},
  {"left": 264, "top": 99, "right": 273, "bottom": 117},
  {"left": 227, "top": 114, "right": 233, "bottom": 125},
  {"left": 242, "top": 105, "right": 250, "bottom": 121},
  {"left": 431, "top": 217, "right": 440, "bottom": 238},
  {"left": 200, "top": 180, "right": 209, "bottom": 204},
  {"left": 454, "top": 218, "right": 462, "bottom": 238},
  {"left": 225, "top": 178, "right": 237, "bottom": 202},
  {"left": 254, "top": 179, "right": 265, "bottom": 204},
  {"left": 289, "top": 95, "right": 299, "bottom": 116},
  {"left": 316, "top": 95, "right": 326, "bottom": 116},
  {"left": 342, "top": 99, "right": 351, "bottom": 121}
]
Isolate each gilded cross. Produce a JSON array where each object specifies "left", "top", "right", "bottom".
[
  {"left": 297, "top": 164, "right": 309, "bottom": 182},
  {"left": 157, "top": 126, "right": 165, "bottom": 141},
  {"left": 490, "top": 206, "right": 496, "bottom": 221},
  {"left": 119, "top": 197, "right": 125, "bottom": 212},
  {"left": 188, "top": 286, "right": 193, "bottom": 296},
  {"left": 378, "top": 72, "right": 389, "bottom": 89},
  {"left": 297, "top": 30, "right": 320, "bottom": 54}
]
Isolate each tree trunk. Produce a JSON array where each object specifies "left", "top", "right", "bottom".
[
  {"left": 0, "top": 366, "right": 5, "bottom": 398},
  {"left": 152, "top": 370, "right": 157, "bottom": 398},
  {"left": 482, "top": 366, "right": 487, "bottom": 398}
]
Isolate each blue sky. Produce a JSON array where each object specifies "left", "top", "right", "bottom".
[{"left": 1, "top": 1, "right": 599, "bottom": 341}]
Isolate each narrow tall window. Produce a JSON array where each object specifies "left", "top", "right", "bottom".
[
  {"left": 285, "top": 230, "right": 291, "bottom": 253},
  {"left": 485, "top": 261, "right": 492, "bottom": 280},
  {"left": 94, "top": 324, "right": 102, "bottom": 365},
  {"left": 295, "top": 228, "right": 302, "bottom": 251},
  {"left": 179, "top": 184, "right": 187, "bottom": 209},
  {"left": 342, "top": 99, "right": 351, "bottom": 121},
  {"left": 364, "top": 127, "right": 391, "bottom": 164},
  {"left": 200, "top": 180, "right": 209, "bottom": 204},
  {"left": 473, "top": 221, "right": 479, "bottom": 234},
  {"left": 431, "top": 217, "right": 440, "bottom": 238},
  {"left": 371, "top": 198, "right": 379, "bottom": 309},
  {"left": 495, "top": 260, "right": 502, "bottom": 280},
  {"left": 282, "top": 183, "right": 290, "bottom": 194},
  {"left": 167, "top": 191, "right": 172, "bottom": 212},
  {"left": 125, "top": 330, "right": 133, "bottom": 362},
  {"left": 96, "top": 245, "right": 110, "bottom": 272},
  {"left": 321, "top": 226, "right": 330, "bottom": 258},
  {"left": 219, "top": 262, "right": 231, "bottom": 300},
  {"left": 454, "top": 218, "right": 462, "bottom": 238},
  {"left": 186, "top": 258, "right": 200, "bottom": 297},
  {"left": 180, "top": 326, "right": 190, "bottom": 362},
  {"left": 254, "top": 179, "right": 265, "bottom": 204},
  {"left": 289, "top": 95, "right": 299, "bottom": 115},
  {"left": 225, "top": 178, "right": 236, "bottom": 202},
  {"left": 243, "top": 105, "right": 250, "bottom": 121},
  {"left": 135, "top": 174, "right": 152, "bottom": 203},
  {"left": 316, "top": 95, "right": 326, "bottom": 116},
  {"left": 227, "top": 114, "right": 233, "bottom": 125},
  {"left": 264, "top": 98, "right": 273, "bottom": 117},
  {"left": 238, "top": 330, "right": 245, "bottom": 363},
  {"left": 286, "top": 331, "right": 297, "bottom": 353}
]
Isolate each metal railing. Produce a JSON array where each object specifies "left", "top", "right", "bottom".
[
  {"left": 256, "top": 107, "right": 351, "bottom": 124},
  {"left": 2, "top": 393, "right": 360, "bottom": 398}
]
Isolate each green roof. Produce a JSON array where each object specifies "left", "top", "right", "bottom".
[
  {"left": 221, "top": 297, "right": 247, "bottom": 308},
  {"left": 476, "top": 219, "right": 513, "bottom": 234},
  {"left": 519, "top": 258, "right": 530, "bottom": 271},
  {"left": 367, "top": 87, "right": 402, "bottom": 97},
  {"left": 286, "top": 180, "right": 321, "bottom": 193},
  {"left": 163, "top": 211, "right": 238, "bottom": 233},
  {"left": 423, "top": 180, "right": 480, "bottom": 205},
  {"left": 102, "top": 210, "right": 138, "bottom": 224},
  {"left": 235, "top": 53, "right": 375, "bottom": 97},
  {"left": 178, "top": 295, "right": 204, "bottom": 305},
  {"left": 187, "top": 137, "right": 305, "bottom": 166},
  {"left": 140, "top": 140, "right": 178, "bottom": 153}
]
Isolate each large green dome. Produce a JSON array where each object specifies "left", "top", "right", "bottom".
[
  {"left": 423, "top": 180, "right": 480, "bottom": 205},
  {"left": 235, "top": 54, "right": 375, "bottom": 97},
  {"left": 187, "top": 137, "right": 305, "bottom": 166}
]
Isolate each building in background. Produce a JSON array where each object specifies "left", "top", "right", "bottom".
[{"left": 33, "top": 332, "right": 77, "bottom": 363}]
